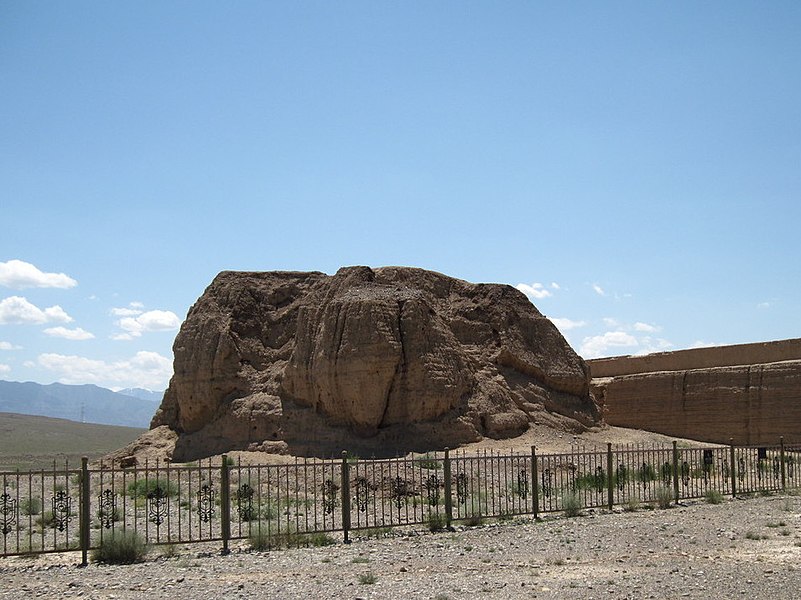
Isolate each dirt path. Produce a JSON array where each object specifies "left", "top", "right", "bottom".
[{"left": 2, "top": 493, "right": 800, "bottom": 599}]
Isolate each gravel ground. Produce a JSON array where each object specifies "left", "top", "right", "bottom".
[{"left": 2, "top": 493, "right": 800, "bottom": 599}]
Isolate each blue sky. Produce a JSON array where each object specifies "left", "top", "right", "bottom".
[{"left": 2, "top": 2, "right": 800, "bottom": 391}]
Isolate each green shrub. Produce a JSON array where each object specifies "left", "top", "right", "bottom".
[
  {"left": 359, "top": 527, "right": 392, "bottom": 539},
  {"left": 655, "top": 485, "right": 673, "bottom": 509},
  {"left": 126, "top": 478, "right": 178, "bottom": 499},
  {"left": 460, "top": 513, "right": 484, "bottom": 527},
  {"left": 35, "top": 512, "right": 55, "bottom": 528},
  {"left": 561, "top": 490, "right": 583, "bottom": 517},
  {"left": 574, "top": 469, "right": 609, "bottom": 492},
  {"left": 160, "top": 543, "right": 180, "bottom": 558},
  {"left": 427, "top": 511, "right": 446, "bottom": 532},
  {"left": 622, "top": 497, "right": 640, "bottom": 512},
  {"left": 357, "top": 572, "right": 377, "bottom": 585},
  {"left": 20, "top": 497, "right": 42, "bottom": 516},
  {"left": 305, "top": 532, "right": 336, "bottom": 547},
  {"left": 704, "top": 489, "right": 724, "bottom": 505},
  {"left": 35, "top": 508, "right": 74, "bottom": 529},
  {"left": 247, "top": 526, "right": 335, "bottom": 551},
  {"left": 637, "top": 463, "right": 658, "bottom": 482},
  {"left": 91, "top": 531, "right": 149, "bottom": 564},
  {"left": 248, "top": 528, "right": 274, "bottom": 551}
]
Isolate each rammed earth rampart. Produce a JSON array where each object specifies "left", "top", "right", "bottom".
[{"left": 588, "top": 339, "right": 801, "bottom": 445}]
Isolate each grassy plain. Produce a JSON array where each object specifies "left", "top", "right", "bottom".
[{"left": 0, "top": 412, "right": 144, "bottom": 471}]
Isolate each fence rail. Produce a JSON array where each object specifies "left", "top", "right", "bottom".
[{"left": 1, "top": 438, "right": 797, "bottom": 563}]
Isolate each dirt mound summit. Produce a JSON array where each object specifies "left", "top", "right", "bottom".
[{"left": 150, "top": 266, "right": 600, "bottom": 460}]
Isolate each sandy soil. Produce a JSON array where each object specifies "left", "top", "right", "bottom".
[{"left": 2, "top": 492, "right": 799, "bottom": 599}]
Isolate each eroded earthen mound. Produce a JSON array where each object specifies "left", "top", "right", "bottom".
[{"left": 148, "top": 266, "right": 600, "bottom": 461}]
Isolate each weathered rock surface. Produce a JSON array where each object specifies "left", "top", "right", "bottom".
[
  {"left": 590, "top": 350, "right": 801, "bottom": 445},
  {"left": 150, "top": 266, "right": 599, "bottom": 461}
]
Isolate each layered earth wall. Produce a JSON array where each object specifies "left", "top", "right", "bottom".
[
  {"left": 147, "top": 266, "right": 600, "bottom": 461},
  {"left": 588, "top": 339, "right": 801, "bottom": 445}
]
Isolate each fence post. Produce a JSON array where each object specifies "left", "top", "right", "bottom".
[
  {"left": 443, "top": 448, "right": 453, "bottom": 528},
  {"left": 531, "top": 446, "right": 538, "bottom": 519},
  {"left": 730, "top": 439, "right": 737, "bottom": 498},
  {"left": 80, "top": 456, "right": 90, "bottom": 567},
  {"left": 607, "top": 443, "right": 614, "bottom": 510},
  {"left": 672, "top": 441, "right": 680, "bottom": 505},
  {"left": 341, "top": 451, "right": 351, "bottom": 543},
  {"left": 780, "top": 437, "right": 786, "bottom": 491},
  {"left": 220, "top": 455, "right": 231, "bottom": 555}
]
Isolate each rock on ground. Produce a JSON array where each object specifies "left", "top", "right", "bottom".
[{"left": 3, "top": 494, "right": 801, "bottom": 599}]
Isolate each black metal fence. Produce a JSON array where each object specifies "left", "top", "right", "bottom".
[{"left": 1, "top": 439, "right": 797, "bottom": 564}]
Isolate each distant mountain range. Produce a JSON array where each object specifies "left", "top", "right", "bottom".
[
  {"left": 0, "top": 380, "right": 164, "bottom": 428},
  {"left": 116, "top": 387, "right": 164, "bottom": 403}
]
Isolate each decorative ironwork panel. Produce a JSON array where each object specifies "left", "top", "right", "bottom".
[
  {"left": 51, "top": 490, "right": 72, "bottom": 532},
  {"left": 390, "top": 476, "right": 409, "bottom": 509},
  {"left": 147, "top": 486, "right": 168, "bottom": 527},
  {"left": 236, "top": 484, "right": 255, "bottom": 522},
  {"left": 97, "top": 489, "right": 117, "bottom": 529},
  {"left": 354, "top": 476, "right": 371, "bottom": 512},
  {"left": 661, "top": 462, "right": 671, "bottom": 485},
  {"left": 455, "top": 473, "right": 469, "bottom": 505},
  {"left": 618, "top": 463, "right": 629, "bottom": 490},
  {"left": 517, "top": 469, "right": 529, "bottom": 500},
  {"left": 322, "top": 479, "right": 338, "bottom": 515},
  {"left": 197, "top": 484, "right": 216, "bottom": 523},
  {"left": 541, "top": 468, "right": 553, "bottom": 498},
  {"left": 681, "top": 461, "right": 690, "bottom": 487},
  {"left": 567, "top": 463, "right": 578, "bottom": 490},
  {"left": 424, "top": 474, "right": 440, "bottom": 507},
  {"left": 1, "top": 492, "right": 16, "bottom": 536},
  {"left": 594, "top": 466, "right": 605, "bottom": 494}
]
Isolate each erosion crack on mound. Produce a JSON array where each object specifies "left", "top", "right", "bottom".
[{"left": 138, "top": 266, "right": 600, "bottom": 461}]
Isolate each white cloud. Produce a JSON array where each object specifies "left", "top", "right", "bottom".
[
  {"left": 37, "top": 351, "right": 173, "bottom": 389},
  {"left": 592, "top": 284, "right": 606, "bottom": 296},
  {"left": 602, "top": 317, "right": 619, "bottom": 327},
  {"left": 691, "top": 340, "right": 716, "bottom": 349},
  {"left": 550, "top": 317, "right": 587, "bottom": 332},
  {"left": 0, "top": 363, "right": 10, "bottom": 375},
  {"left": 0, "top": 341, "right": 21, "bottom": 350},
  {"left": 43, "top": 326, "right": 95, "bottom": 340},
  {"left": 0, "top": 260, "right": 77, "bottom": 289},
  {"left": 111, "top": 301, "right": 147, "bottom": 317},
  {"left": 550, "top": 282, "right": 560, "bottom": 290},
  {"left": 111, "top": 307, "right": 143, "bottom": 317},
  {"left": 634, "top": 337, "right": 674, "bottom": 355},
  {"left": 633, "top": 322, "right": 661, "bottom": 333},
  {"left": 579, "top": 331, "right": 639, "bottom": 359},
  {"left": 757, "top": 302, "right": 771, "bottom": 309},
  {"left": 516, "top": 282, "right": 553, "bottom": 300},
  {"left": 114, "top": 309, "right": 181, "bottom": 339},
  {"left": 0, "top": 296, "right": 73, "bottom": 325}
]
